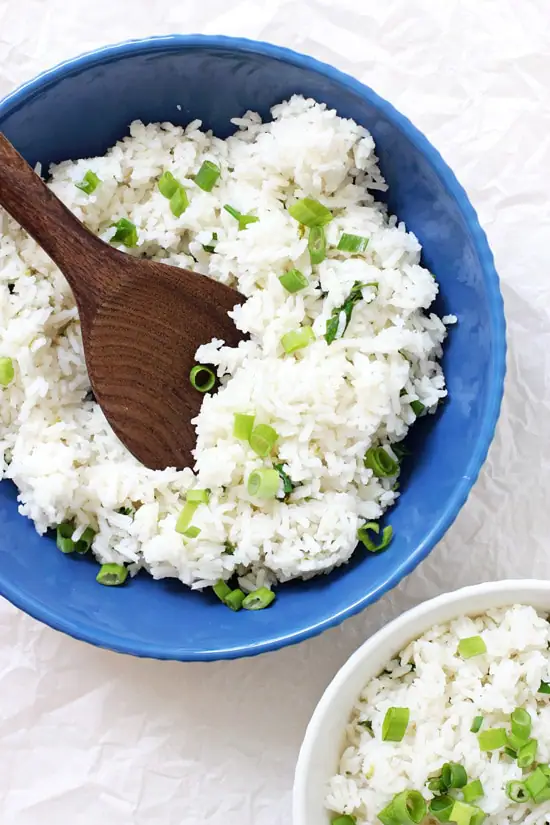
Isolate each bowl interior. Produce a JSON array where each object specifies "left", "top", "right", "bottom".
[
  {"left": 293, "top": 581, "right": 550, "bottom": 825},
  {"left": 0, "top": 38, "right": 505, "bottom": 660}
]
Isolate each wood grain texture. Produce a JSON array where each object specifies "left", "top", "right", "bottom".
[{"left": 0, "top": 133, "right": 245, "bottom": 469}]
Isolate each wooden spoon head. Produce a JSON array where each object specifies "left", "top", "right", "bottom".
[{"left": 82, "top": 257, "right": 245, "bottom": 470}]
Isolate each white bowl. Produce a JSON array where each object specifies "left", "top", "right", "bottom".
[{"left": 293, "top": 580, "right": 550, "bottom": 825}]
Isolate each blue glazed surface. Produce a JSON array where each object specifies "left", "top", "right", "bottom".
[{"left": 0, "top": 36, "right": 506, "bottom": 661}]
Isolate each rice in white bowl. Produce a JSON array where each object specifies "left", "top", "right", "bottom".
[
  {"left": 326, "top": 605, "right": 550, "bottom": 825},
  {"left": 0, "top": 95, "right": 451, "bottom": 591}
]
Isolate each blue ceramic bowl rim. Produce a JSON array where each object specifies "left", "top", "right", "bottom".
[{"left": 0, "top": 35, "right": 506, "bottom": 661}]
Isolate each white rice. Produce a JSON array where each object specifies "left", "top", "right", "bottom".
[
  {"left": 0, "top": 95, "right": 450, "bottom": 589},
  {"left": 326, "top": 605, "right": 550, "bottom": 825}
]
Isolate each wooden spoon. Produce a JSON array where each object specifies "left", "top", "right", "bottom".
[{"left": 0, "top": 133, "right": 245, "bottom": 470}]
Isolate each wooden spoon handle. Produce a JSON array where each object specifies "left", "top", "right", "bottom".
[{"left": 0, "top": 133, "right": 112, "bottom": 312}]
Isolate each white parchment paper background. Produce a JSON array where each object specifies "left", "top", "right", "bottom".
[{"left": 1, "top": 0, "right": 549, "bottom": 822}]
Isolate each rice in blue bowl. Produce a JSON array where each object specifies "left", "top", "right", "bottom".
[{"left": 0, "top": 36, "right": 505, "bottom": 660}]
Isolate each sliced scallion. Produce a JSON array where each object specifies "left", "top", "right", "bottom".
[
  {"left": 279, "top": 268, "right": 308, "bottom": 293},
  {"left": 429, "top": 795, "right": 454, "bottom": 823},
  {"left": 225, "top": 588, "right": 246, "bottom": 611},
  {"left": 331, "top": 817, "right": 356, "bottom": 825},
  {"left": 449, "top": 801, "right": 476, "bottom": 825},
  {"left": 170, "top": 185, "right": 189, "bottom": 217},
  {"left": 213, "top": 579, "right": 231, "bottom": 603},
  {"left": 233, "top": 413, "right": 255, "bottom": 441},
  {"left": 441, "top": 762, "right": 467, "bottom": 789},
  {"left": 288, "top": 197, "right": 333, "bottom": 227},
  {"left": 223, "top": 204, "right": 259, "bottom": 231},
  {"left": 249, "top": 423, "right": 279, "bottom": 457},
  {"left": 110, "top": 218, "right": 138, "bottom": 248},
  {"left": 56, "top": 522, "right": 75, "bottom": 554},
  {"left": 511, "top": 707, "right": 531, "bottom": 741},
  {"left": 325, "top": 281, "right": 365, "bottom": 344},
  {"left": 538, "top": 680, "right": 550, "bottom": 694},
  {"left": 190, "top": 364, "right": 216, "bottom": 392},
  {"left": 0, "top": 356, "right": 15, "bottom": 386},
  {"left": 75, "top": 170, "right": 100, "bottom": 195},
  {"left": 158, "top": 170, "right": 180, "bottom": 198},
  {"left": 96, "top": 563, "right": 128, "bottom": 586},
  {"left": 175, "top": 501, "right": 199, "bottom": 534},
  {"left": 411, "top": 400, "right": 425, "bottom": 416},
  {"left": 202, "top": 232, "right": 218, "bottom": 253},
  {"left": 187, "top": 489, "right": 209, "bottom": 504},
  {"left": 458, "top": 635, "right": 487, "bottom": 659},
  {"left": 506, "top": 780, "right": 529, "bottom": 803},
  {"left": 517, "top": 738, "right": 537, "bottom": 768},
  {"left": 381, "top": 706, "right": 409, "bottom": 742},
  {"left": 281, "top": 326, "right": 315, "bottom": 354},
  {"left": 74, "top": 526, "right": 95, "bottom": 554},
  {"left": 337, "top": 233, "right": 369, "bottom": 253},
  {"left": 391, "top": 791, "right": 426, "bottom": 825},
  {"left": 274, "top": 463, "right": 297, "bottom": 496},
  {"left": 247, "top": 469, "right": 280, "bottom": 499},
  {"left": 357, "top": 521, "right": 393, "bottom": 553},
  {"left": 364, "top": 446, "right": 399, "bottom": 478},
  {"left": 524, "top": 766, "right": 549, "bottom": 802},
  {"left": 183, "top": 526, "right": 201, "bottom": 538},
  {"left": 470, "top": 716, "right": 483, "bottom": 733},
  {"left": 194, "top": 160, "right": 220, "bottom": 192},
  {"left": 242, "top": 587, "right": 276, "bottom": 610},
  {"left": 478, "top": 727, "right": 506, "bottom": 751},
  {"left": 462, "top": 780, "right": 484, "bottom": 804},
  {"left": 308, "top": 225, "right": 326, "bottom": 265}
]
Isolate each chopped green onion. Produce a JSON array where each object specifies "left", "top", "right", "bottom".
[
  {"left": 410, "top": 400, "right": 425, "bottom": 416},
  {"left": 525, "top": 766, "right": 549, "bottom": 801},
  {"left": 506, "top": 781, "right": 528, "bottom": 803},
  {"left": 247, "top": 469, "right": 280, "bottom": 499},
  {"left": 377, "top": 802, "right": 400, "bottom": 825},
  {"left": 288, "top": 197, "right": 333, "bottom": 227},
  {"left": 117, "top": 506, "right": 135, "bottom": 516},
  {"left": 470, "top": 716, "right": 483, "bottom": 733},
  {"left": 274, "top": 463, "right": 297, "bottom": 496},
  {"left": 223, "top": 541, "right": 235, "bottom": 555},
  {"left": 223, "top": 204, "right": 259, "bottom": 231},
  {"left": 225, "top": 588, "right": 245, "bottom": 611},
  {"left": 110, "top": 218, "right": 138, "bottom": 248},
  {"left": 233, "top": 413, "right": 255, "bottom": 441},
  {"left": 381, "top": 707, "right": 409, "bottom": 742},
  {"left": 506, "top": 731, "right": 524, "bottom": 754},
  {"left": 539, "top": 764, "right": 550, "bottom": 779},
  {"left": 391, "top": 791, "right": 426, "bottom": 824},
  {"left": 503, "top": 746, "right": 517, "bottom": 759},
  {"left": 427, "top": 777, "right": 447, "bottom": 794},
  {"left": 331, "top": 817, "right": 356, "bottom": 825},
  {"left": 96, "top": 563, "right": 128, "bottom": 586},
  {"left": 74, "top": 526, "right": 95, "bottom": 554},
  {"left": 183, "top": 526, "right": 201, "bottom": 538},
  {"left": 279, "top": 268, "right": 308, "bottom": 293},
  {"left": 158, "top": 170, "right": 180, "bottom": 198},
  {"left": 281, "top": 326, "right": 315, "bottom": 354},
  {"left": 308, "top": 225, "right": 326, "bottom": 265},
  {"left": 517, "top": 738, "right": 537, "bottom": 768},
  {"left": 56, "top": 522, "right": 75, "bottom": 554},
  {"left": 449, "top": 801, "right": 477, "bottom": 825},
  {"left": 190, "top": 364, "right": 216, "bottom": 392},
  {"left": 325, "top": 281, "right": 365, "bottom": 344},
  {"left": 441, "top": 762, "right": 467, "bottom": 789},
  {"left": 187, "top": 489, "right": 210, "bottom": 504},
  {"left": 170, "top": 185, "right": 189, "bottom": 217},
  {"left": 202, "top": 232, "right": 218, "bottom": 253},
  {"left": 249, "top": 423, "right": 279, "bottom": 457},
  {"left": 364, "top": 446, "right": 399, "bottom": 478},
  {"left": 242, "top": 587, "right": 276, "bottom": 610},
  {"left": 357, "top": 521, "right": 393, "bottom": 553},
  {"left": 213, "top": 580, "right": 232, "bottom": 602},
  {"left": 175, "top": 501, "right": 199, "bottom": 534},
  {"left": 469, "top": 808, "right": 486, "bottom": 825},
  {"left": 194, "top": 160, "right": 220, "bottom": 192},
  {"left": 0, "top": 356, "right": 15, "bottom": 386},
  {"left": 458, "top": 636, "right": 487, "bottom": 659},
  {"left": 337, "top": 233, "right": 369, "bottom": 253},
  {"left": 511, "top": 707, "right": 531, "bottom": 741},
  {"left": 478, "top": 727, "right": 506, "bottom": 751},
  {"left": 462, "top": 780, "right": 484, "bottom": 804},
  {"left": 429, "top": 795, "right": 454, "bottom": 823},
  {"left": 75, "top": 170, "right": 100, "bottom": 195},
  {"left": 538, "top": 680, "right": 550, "bottom": 694}
]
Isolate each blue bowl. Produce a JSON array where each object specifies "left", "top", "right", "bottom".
[{"left": 0, "top": 36, "right": 506, "bottom": 661}]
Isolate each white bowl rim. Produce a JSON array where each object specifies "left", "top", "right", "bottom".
[{"left": 293, "top": 579, "right": 550, "bottom": 825}]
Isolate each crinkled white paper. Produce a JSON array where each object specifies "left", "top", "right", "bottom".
[{"left": 0, "top": 0, "right": 548, "bottom": 822}]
